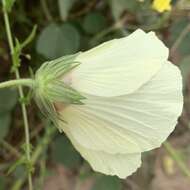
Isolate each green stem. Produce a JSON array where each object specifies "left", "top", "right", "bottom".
[
  {"left": 1, "top": 140, "right": 21, "bottom": 158},
  {"left": 40, "top": 0, "right": 53, "bottom": 21},
  {"left": 11, "top": 127, "right": 56, "bottom": 190},
  {"left": 2, "top": 0, "right": 33, "bottom": 189},
  {"left": 90, "top": 15, "right": 128, "bottom": 45},
  {"left": 0, "top": 79, "right": 34, "bottom": 89},
  {"left": 171, "top": 23, "right": 190, "bottom": 54},
  {"left": 164, "top": 142, "right": 190, "bottom": 178}
]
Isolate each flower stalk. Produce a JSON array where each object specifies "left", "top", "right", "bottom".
[{"left": 0, "top": 79, "right": 35, "bottom": 89}]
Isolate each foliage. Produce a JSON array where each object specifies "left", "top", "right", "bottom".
[
  {"left": 92, "top": 176, "right": 122, "bottom": 190},
  {"left": 36, "top": 23, "right": 80, "bottom": 59},
  {"left": 52, "top": 135, "right": 81, "bottom": 168},
  {"left": 0, "top": 88, "right": 17, "bottom": 140}
]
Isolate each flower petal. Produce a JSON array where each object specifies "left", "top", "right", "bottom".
[
  {"left": 71, "top": 29, "right": 169, "bottom": 97},
  {"left": 60, "top": 61, "right": 183, "bottom": 154},
  {"left": 64, "top": 129, "right": 141, "bottom": 178},
  {"left": 60, "top": 105, "right": 141, "bottom": 154}
]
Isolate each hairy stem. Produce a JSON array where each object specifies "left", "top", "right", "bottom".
[
  {"left": 0, "top": 79, "right": 35, "bottom": 89},
  {"left": 2, "top": 0, "right": 33, "bottom": 189}
]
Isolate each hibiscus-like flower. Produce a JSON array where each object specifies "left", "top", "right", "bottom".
[{"left": 34, "top": 29, "right": 183, "bottom": 178}]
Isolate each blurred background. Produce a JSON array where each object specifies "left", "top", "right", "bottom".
[{"left": 0, "top": 0, "right": 190, "bottom": 189}]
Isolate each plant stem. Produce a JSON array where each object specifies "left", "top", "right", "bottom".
[
  {"left": 90, "top": 15, "right": 128, "bottom": 45},
  {"left": 2, "top": 0, "right": 33, "bottom": 189},
  {"left": 40, "top": 0, "right": 53, "bottom": 21},
  {"left": 171, "top": 23, "right": 190, "bottom": 54},
  {"left": 11, "top": 126, "right": 56, "bottom": 190},
  {"left": 164, "top": 142, "right": 190, "bottom": 178},
  {"left": 1, "top": 140, "right": 21, "bottom": 158},
  {"left": 0, "top": 79, "right": 34, "bottom": 89}
]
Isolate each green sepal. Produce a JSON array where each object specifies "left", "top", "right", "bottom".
[
  {"left": 36, "top": 80, "right": 85, "bottom": 105},
  {"left": 34, "top": 53, "right": 85, "bottom": 126}
]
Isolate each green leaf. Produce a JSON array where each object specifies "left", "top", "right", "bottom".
[
  {"left": 4, "top": 0, "right": 16, "bottom": 12},
  {"left": 179, "top": 55, "right": 190, "bottom": 85},
  {"left": 36, "top": 23, "right": 80, "bottom": 59},
  {"left": 109, "top": 0, "right": 139, "bottom": 20},
  {"left": 0, "top": 88, "right": 18, "bottom": 114},
  {"left": 92, "top": 176, "right": 122, "bottom": 190},
  {"left": 0, "top": 113, "right": 11, "bottom": 140},
  {"left": 169, "top": 18, "right": 190, "bottom": 56},
  {"left": 83, "top": 12, "right": 107, "bottom": 34},
  {"left": 52, "top": 135, "right": 81, "bottom": 168},
  {"left": 58, "top": 0, "right": 75, "bottom": 21},
  {"left": 21, "top": 25, "right": 37, "bottom": 49}
]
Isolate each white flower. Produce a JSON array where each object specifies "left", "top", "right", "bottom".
[{"left": 36, "top": 29, "right": 183, "bottom": 178}]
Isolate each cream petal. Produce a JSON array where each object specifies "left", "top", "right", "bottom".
[
  {"left": 60, "top": 61, "right": 183, "bottom": 154},
  {"left": 60, "top": 105, "right": 141, "bottom": 154},
  {"left": 64, "top": 129, "right": 141, "bottom": 179},
  {"left": 70, "top": 29, "right": 169, "bottom": 97}
]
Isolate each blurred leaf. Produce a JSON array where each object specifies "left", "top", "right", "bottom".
[
  {"left": 36, "top": 23, "right": 80, "bottom": 59},
  {"left": 0, "top": 176, "right": 6, "bottom": 190},
  {"left": 136, "top": 10, "right": 158, "bottom": 26},
  {"left": 109, "top": 0, "right": 139, "bottom": 19},
  {"left": 179, "top": 56, "right": 190, "bottom": 85},
  {"left": 52, "top": 135, "right": 81, "bottom": 168},
  {"left": 0, "top": 113, "right": 11, "bottom": 140},
  {"left": 169, "top": 18, "right": 190, "bottom": 56},
  {"left": 83, "top": 12, "right": 107, "bottom": 34},
  {"left": 0, "top": 88, "right": 18, "bottom": 114},
  {"left": 13, "top": 165, "right": 26, "bottom": 179},
  {"left": 4, "top": 0, "right": 16, "bottom": 12},
  {"left": 92, "top": 176, "right": 122, "bottom": 190},
  {"left": 58, "top": 0, "right": 75, "bottom": 21}
]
